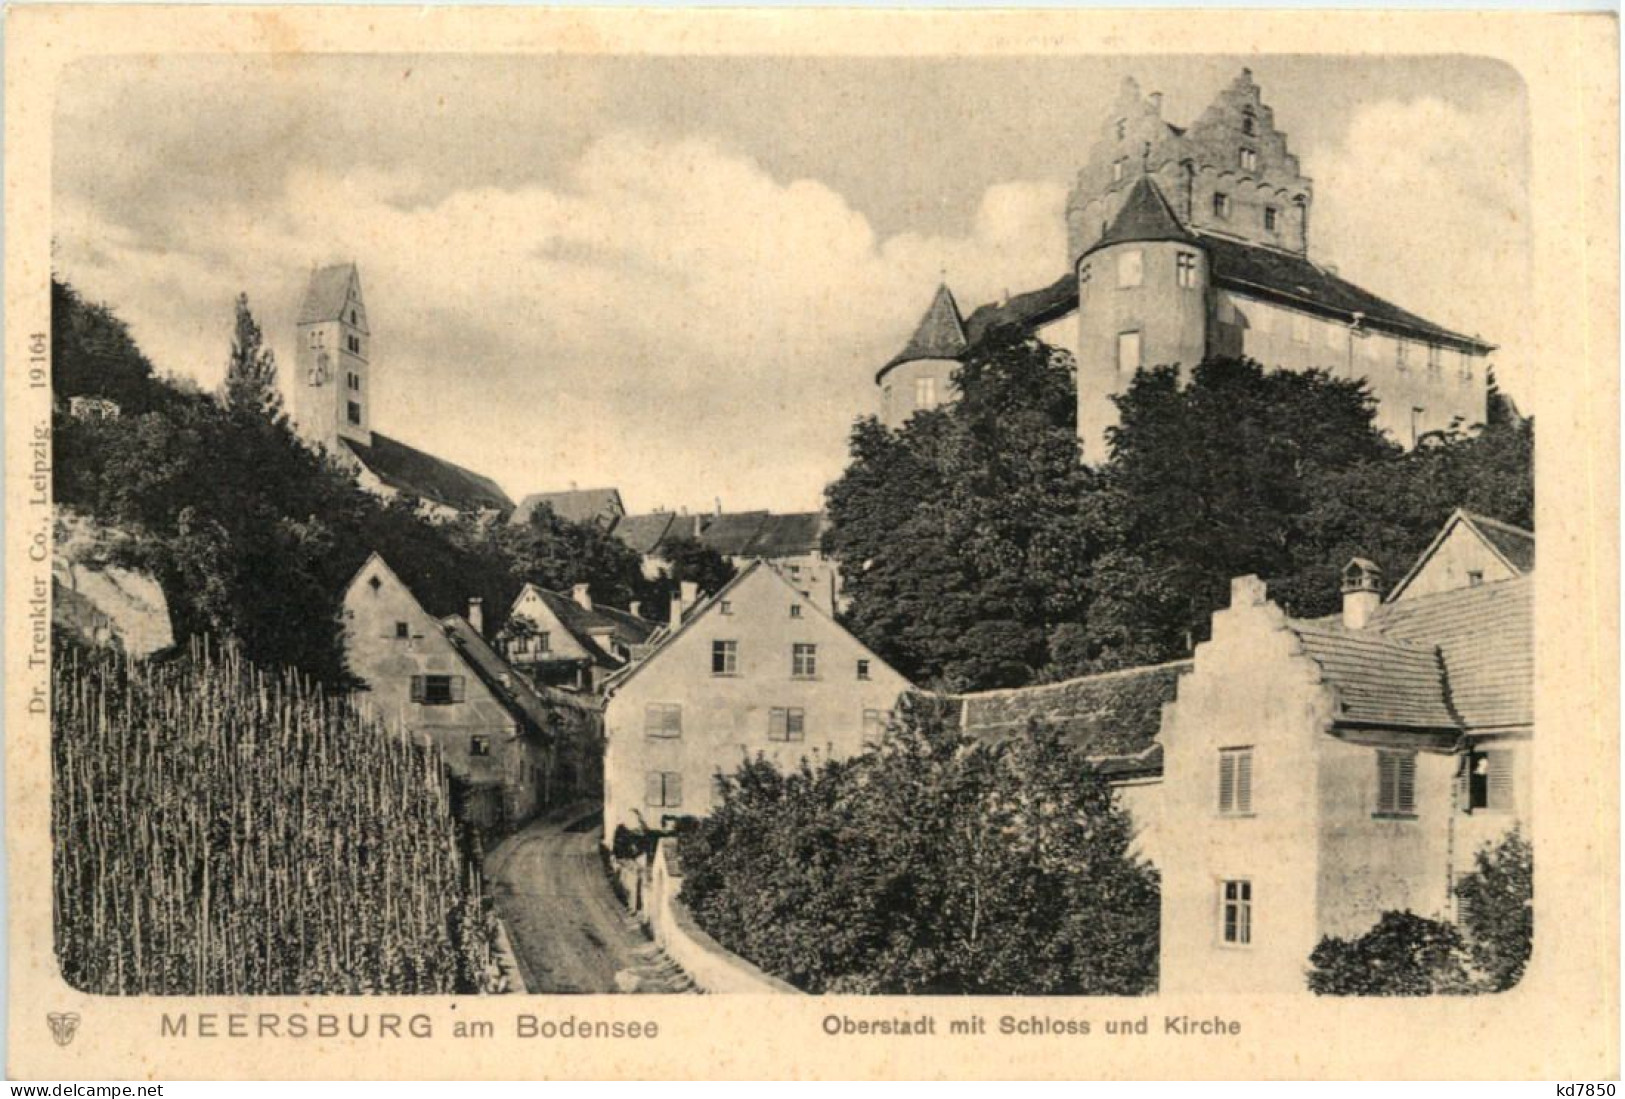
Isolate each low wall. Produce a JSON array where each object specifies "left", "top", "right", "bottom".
[{"left": 635, "top": 840, "right": 801, "bottom": 995}]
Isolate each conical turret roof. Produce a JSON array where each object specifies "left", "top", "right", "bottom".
[
  {"left": 879, "top": 284, "right": 968, "bottom": 379},
  {"left": 1085, "top": 177, "right": 1196, "bottom": 258}
]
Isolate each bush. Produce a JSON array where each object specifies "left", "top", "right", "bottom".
[{"left": 1455, "top": 827, "right": 1533, "bottom": 991}]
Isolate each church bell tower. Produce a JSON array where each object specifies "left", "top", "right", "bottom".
[{"left": 293, "top": 263, "right": 373, "bottom": 454}]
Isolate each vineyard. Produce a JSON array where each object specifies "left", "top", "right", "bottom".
[{"left": 53, "top": 639, "right": 501, "bottom": 995}]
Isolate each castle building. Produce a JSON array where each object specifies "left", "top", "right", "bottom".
[
  {"left": 293, "top": 264, "right": 513, "bottom": 519},
  {"left": 877, "top": 71, "right": 1496, "bottom": 458}
]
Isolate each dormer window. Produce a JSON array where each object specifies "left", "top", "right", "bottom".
[{"left": 1240, "top": 147, "right": 1258, "bottom": 173}]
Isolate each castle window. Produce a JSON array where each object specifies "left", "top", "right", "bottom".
[
  {"left": 348, "top": 372, "right": 361, "bottom": 391},
  {"left": 1375, "top": 750, "right": 1418, "bottom": 818},
  {"left": 1116, "top": 249, "right": 1143, "bottom": 289},
  {"left": 644, "top": 703, "right": 682, "bottom": 739},
  {"left": 1242, "top": 108, "right": 1258, "bottom": 137},
  {"left": 1240, "top": 147, "right": 1258, "bottom": 173},
  {"left": 1176, "top": 252, "right": 1198, "bottom": 289},
  {"left": 1264, "top": 206, "right": 1279, "bottom": 232},
  {"left": 1221, "top": 880, "right": 1253, "bottom": 945},
  {"left": 1218, "top": 747, "right": 1254, "bottom": 815},
  {"left": 347, "top": 401, "right": 362, "bottom": 425},
  {"left": 1213, "top": 192, "right": 1232, "bottom": 220},
  {"left": 347, "top": 334, "right": 362, "bottom": 355},
  {"left": 1116, "top": 331, "right": 1142, "bottom": 373},
  {"left": 915, "top": 376, "right": 938, "bottom": 410}
]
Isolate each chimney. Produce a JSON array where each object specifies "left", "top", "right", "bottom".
[
  {"left": 1340, "top": 558, "right": 1384, "bottom": 630},
  {"left": 681, "top": 580, "right": 699, "bottom": 607},
  {"left": 572, "top": 583, "right": 593, "bottom": 611},
  {"left": 629, "top": 600, "right": 642, "bottom": 620},
  {"left": 468, "top": 597, "right": 484, "bottom": 635},
  {"left": 669, "top": 588, "right": 685, "bottom": 632}
]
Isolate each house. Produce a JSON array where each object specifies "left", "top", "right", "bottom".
[
  {"left": 599, "top": 559, "right": 911, "bottom": 840},
  {"left": 341, "top": 553, "right": 597, "bottom": 829},
  {"left": 511, "top": 486, "right": 626, "bottom": 529},
  {"left": 501, "top": 582, "right": 662, "bottom": 693},
  {"left": 876, "top": 71, "right": 1495, "bottom": 457},
  {"left": 1156, "top": 512, "right": 1532, "bottom": 993},
  {"left": 291, "top": 264, "right": 513, "bottom": 521}
]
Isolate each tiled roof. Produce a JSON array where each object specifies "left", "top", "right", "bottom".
[
  {"left": 958, "top": 660, "right": 1192, "bottom": 778},
  {"left": 612, "top": 512, "right": 677, "bottom": 555},
  {"left": 878, "top": 284, "right": 969, "bottom": 382},
  {"left": 341, "top": 431, "right": 513, "bottom": 514},
  {"left": 1084, "top": 177, "right": 1196, "bottom": 257},
  {"left": 697, "top": 511, "right": 771, "bottom": 557},
  {"left": 1462, "top": 512, "right": 1535, "bottom": 573},
  {"left": 1201, "top": 234, "right": 1494, "bottom": 353},
  {"left": 298, "top": 264, "right": 358, "bottom": 325},
  {"left": 525, "top": 586, "right": 660, "bottom": 667},
  {"left": 511, "top": 487, "right": 625, "bottom": 528},
  {"left": 962, "top": 274, "right": 1079, "bottom": 346},
  {"left": 1288, "top": 623, "right": 1458, "bottom": 730},
  {"left": 742, "top": 512, "right": 825, "bottom": 558},
  {"left": 1370, "top": 576, "right": 1532, "bottom": 732},
  {"left": 441, "top": 615, "right": 599, "bottom": 732}
]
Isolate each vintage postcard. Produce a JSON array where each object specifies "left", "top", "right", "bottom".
[{"left": 4, "top": 5, "right": 1618, "bottom": 1081}]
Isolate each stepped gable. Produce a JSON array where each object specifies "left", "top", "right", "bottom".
[
  {"left": 957, "top": 659, "right": 1192, "bottom": 779},
  {"left": 340, "top": 431, "right": 513, "bottom": 514}
]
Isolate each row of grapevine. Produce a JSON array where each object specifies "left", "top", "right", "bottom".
[{"left": 53, "top": 638, "right": 501, "bottom": 995}]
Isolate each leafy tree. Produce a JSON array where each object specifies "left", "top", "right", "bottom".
[
  {"left": 635, "top": 535, "right": 737, "bottom": 622},
  {"left": 222, "top": 292, "right": 282, "bottom": 419},
  {"left": 1454, "top": 828, "right": 1533, "bottom": 992},
  {"left": 51, "top": 277, "right": 162, "bottom": 413},
  {"left": 679, "top": 694, "right": 1160, "bottom": 994},
  {"left": 1307, "top": 911, "right": 1474, "bottom": 996},
  {"left": 825, "top": 326, "right": 1104, "bottom": 689}
]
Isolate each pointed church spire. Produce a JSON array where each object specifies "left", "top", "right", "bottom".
[{"left": 888, "top": 283, "right": 969, "bottom": 367}]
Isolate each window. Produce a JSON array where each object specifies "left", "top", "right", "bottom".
[
  {"left": 711, "top": 640, "right": 738, "bottom": 676},
  {"left": 1116, "top": 249, "right": 1143, "bottom": 288},
  {"left": 1240, "top": 147, "right": 1257, "bottom": 172},
  {"left": 1176, "top": 252, "right": 1198, "bottom": 289},
  {"left": 1112, "top": 158, "right": 1126, "bottom": 183},
  {"left": 347, "top": 401, "right": 362, "bottom": 425},
  {"left": 349, "top": 309, "right": 358, "bottom": 325},
  {"left": 792, "top": 643, "right": 818, "bottom": 679},
  {"left": 1078, "top": 263, "right": 1091, "bottom": 292},
  {"left": 470, "top": 735, "right": 491, "bottom": 758},
  {"left": 769, "top": 707, "right": 806, "bottom": 742},
  {"left": 1117, "top": 330, "right": 1142, "bottom": 373},
  {"left": 1291, "top": 312, "right": 1309, "bottom": 345},
  {"left": 348, "top": 371, "right": 361, "bottom": 391},
  {"left": 537, "top": 631, "right": 551, "bottom": 654},
  {"left": 862, "top": 708, "right": 892, "bottom": 747},
  {"left": 644, "top": 703, "right": 682, "bottom": 739},
  {"left": 857, "top": 659, "right": 871, "bottom": 680},
  {"left": 789, "top": 604, "right": 803, "bottom": 619},
  {"left": 347, "top": 334, "right": 361, "bottom": 355},
  {"left": 915, "top": 376, "right": 938, "bottom": 410},
  {"left": 1218, "top": 748, "right": 1254, "bottom": 815},
  {"left": 1427, "top": 344, "right": 1442, "bottom": 377},
  {"left": 1467, "top": 570, "right": 1485, "bottom": 588},
  {"left": 1242, "top": 108, "right": 1258, "bottom": 136},
  {"left": 719, "top": 600, "right": 733, "bottom": 616},
  {"left": 1213, "top": 192, "right": 1232, "bottom": 220},
  {"left": 788, "top": 564, "right": 802, "bottom": 578},
  {"left": 1466, "top": 749, "right": 1514, "bottom": 812},
  {"left": 512, "top": 635, "right": 530, "bottom": 655},
  {"left": 394, "top": 621, "right": 409, "bottom": 639},
  {"left": 645, "top": 771, "right": 682, "bottom": 808},
  {"left": 1376, "top": 750, "right": 1418, "bottom": 817},
  {"left": 1264, "top": 206, "right": 1278, "bottom": 232},
  {"left": 1221, "top": 880, "right": 1253, "bottom": 945},
  {"left": 410, "top": 675, "right": 464, "bottom": 706},
  {"left": 1114, "top": 117, "right": 1126, "bottom": 140}
]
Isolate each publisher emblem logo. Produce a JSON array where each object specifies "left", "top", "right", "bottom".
[{"left": 47, "top": 1012, "right": 80, "bottom": 1047}]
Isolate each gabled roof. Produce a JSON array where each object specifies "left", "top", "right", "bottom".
[
  {"left": 441, "top": 615, "right": 599, "bottom": 731},
  {"left": 298, "top": 264, "right": 359, "bottom": 326},
  {"left": 342, "top": 432, "right": 512, "bottom": 514},
  {"left": 742, "top": 512, "right": 825, "bottom": 558},
  {"left": 958, "top": 659, "right": 1191, "bottom": 779},
  {"left": 612, "top": 512, "right": 678, "bottom": 555},
  {"left": 1387, "top": 509, "right": 1535, "bottom": 601},
  {"left": 511, "top": 487, "right": 625, "bottom": 528},
  {"left": 1370, "top": 576, "right": 1532, "bottom": 732},
  {"left": 513, "top": 584, "right": 660, "bottom": 668},
  {"left": 1288, "top": 622, "right": 1459, "bottom": 730},
  {"left": 963, "top": 273, "right": 1078, "bottom": 346},
  {"left": 1084, "top": 177, "right": 1196, "bottom": 257},
  {"left": 877, "top": 284, "right": 969, "bottom": 383}
]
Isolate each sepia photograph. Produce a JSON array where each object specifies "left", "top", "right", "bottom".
[{"left": 4, "top": 5, "right": 1616, "bottom": 1083}]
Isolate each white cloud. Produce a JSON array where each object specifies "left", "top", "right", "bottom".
[{"left": 55, "top": 133, "right": 1067, "bottom": 513}]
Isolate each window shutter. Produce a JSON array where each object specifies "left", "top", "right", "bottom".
[
  {"left": 769, "top": 708, "right": 787, "bottom": 741},
  {"left": 1218, "top": 753, "right": 1235, "bottom": 813},
  {"left": 665, "top": 773, "right": 683, "bottom": 808},
  {"left": 1236, "top": 751, "right": 1253, "bottom": 814},
  {"left": 450, "top": 675, "right": 466, "bottom": 703},
  {"left": 645, "top": 772, "right": 663, "bottom": 807},
  {"left": 1397, "top": 753, "right": 1417, "bottom": 815},
  {"left": 1486, "top": 750, "right": 1514, "bottom": 812},
  {"left": 409, "top": 675, "right": 425, "bottom": 703},
  {"left": 1455, "top": 755, "right": 1473, "bottom": 813}
]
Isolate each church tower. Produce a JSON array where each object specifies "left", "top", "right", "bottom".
[{"left": 293, "top": 263, "right": 373, "bottom": 454}]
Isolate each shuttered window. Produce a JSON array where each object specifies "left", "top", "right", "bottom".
[
  {"left": 1467, "top": 749, "right": 1514, "bottom": 813},
  {"left": 644, "top": 771, "right": 682, "bottom": 808},
  {"left": 410, "top": 675, "right": 463, "bottom": 705},
  {"left": 1218, "top": 747, "right": 1253, "bottom": 815},
  {"left": 1376, "top": 749, "right": 1418, "bottom": 817},
  {"left": 644, "top": 703, "right": 682, "bottom": 739},
  {"left": 769, "top": 707, "right": 806, "bottom": 742}
]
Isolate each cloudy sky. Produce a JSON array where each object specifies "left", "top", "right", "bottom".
[{"left": 55, "top": 54, "right": 1529, "bottom": 514}]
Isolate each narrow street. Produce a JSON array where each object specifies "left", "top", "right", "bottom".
[{"left": 487, "top": 806, "right": 694, "bottom": 994}]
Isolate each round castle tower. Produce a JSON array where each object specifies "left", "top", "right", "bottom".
[{"left": 874, "top": 283, "right": 968, "bottom": 430}]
